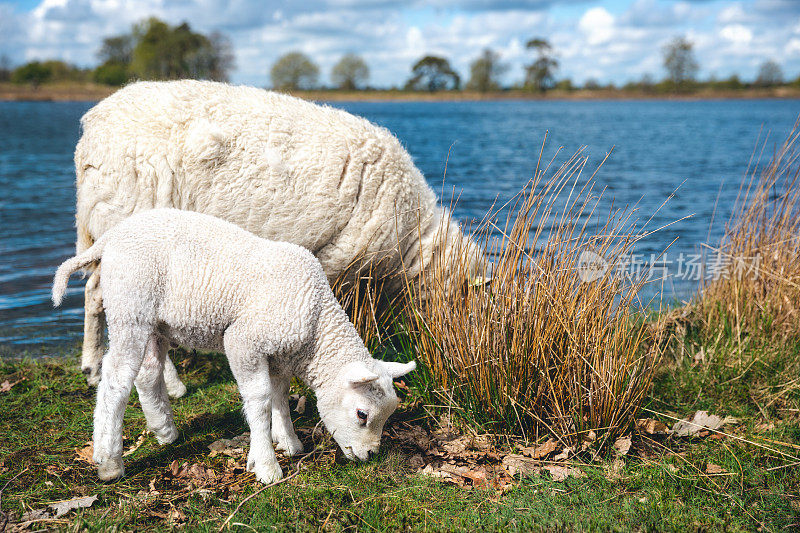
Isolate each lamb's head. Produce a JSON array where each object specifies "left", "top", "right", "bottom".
[{"left": 316, "top": 360, "right": 416, "bottom": 461}]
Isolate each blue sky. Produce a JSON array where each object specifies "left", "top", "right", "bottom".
[{"left": 1, "top": 0, "right": 799, "bottom": 87}]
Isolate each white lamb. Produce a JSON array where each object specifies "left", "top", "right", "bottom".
[
  {"left": 74, "top": 79, "right": 481, "bottom": 393},
  {"left": 52, "top": 208, "right": 416, "bottom": 484}
]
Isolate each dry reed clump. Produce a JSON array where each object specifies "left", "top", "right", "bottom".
[
  {"left": 697, "top": 126, "right": 800, "bottom": 342},
  {"left": 404, "top": 148, "right": 664, "bottom": 446}
]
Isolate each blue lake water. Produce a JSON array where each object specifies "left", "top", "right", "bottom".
[{"left": 1, "top": 98, "right": 798, "bottom": 355}]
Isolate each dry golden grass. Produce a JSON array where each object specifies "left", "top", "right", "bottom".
[
  {"left": 697, "top": 125, "right": 800, "bottom": 342},
  {"left": 402, "top": 146, "right": 665, "bottom": 446}
]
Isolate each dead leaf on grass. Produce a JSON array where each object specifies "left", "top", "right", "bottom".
[
  {"left": 0, "top": 377, "right": 25, "bottom": 393},
  {"left": 521, "top": 438, "right": 558, "bottom": 459},
  {"left": 607, "top": 457, "right": 625, "bottom": 481},
  {"left": 294, "top": 395, "right": 307, "bottom": 414},
  {"left": 20, "top": 494, "right": 98, "bottom": 522},
  {"left": 636, "top": 418, "right": 669, "bottom": 435},
  {"left": 705, "top": 463, "right": 727, "bottom": 475},
  {"left": 408, "top": 454, "right": 425, "bottom": 470},
  {"left": 123, "top": 430, "right": 148, "bottom": 457},
  {"left": 671, "top": 411, "right": 739, "bottom": 437},
  {"left": 552, "top": 447, "right": 573, "bottom": 461},
  {"left": 543, "top": 465, "right": 586, "bottom": 482},
  {"left": 502, "top": 454, "right": 541, "bottom": 477},
  {"left": 613, "top": 436, "right": 632, "bottom": 456},
  {"left": 75, "top": 441, "right": 94, "bottom": 464},
  {"left": 208, "top": 433, "right": 250, "bottom": 458}
]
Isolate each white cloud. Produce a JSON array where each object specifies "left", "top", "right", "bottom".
[
  {"left": 578, "top": 7, "right": 615, "bottom": 46},
  {"left": 720, "top": 24, "right": 753, "bottom": 45}
]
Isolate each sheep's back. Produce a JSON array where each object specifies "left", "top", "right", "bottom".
[{"left": 74, "top": 80, "right": 437, "bottom": 282}]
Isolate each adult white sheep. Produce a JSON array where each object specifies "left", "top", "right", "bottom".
[
  {"left": 74, "top": 79, "right": 481, "bottom": 393},
  {"left": 52, "top": 208, "right": 417, "bottom": 484}
]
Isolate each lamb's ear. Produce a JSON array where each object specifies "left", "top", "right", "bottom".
[
  {"left": 344, "top": 362, "right": 379, "bottom": 387},
  {"left": 382, "top": 361, "right": 417, "bottom": 379}
]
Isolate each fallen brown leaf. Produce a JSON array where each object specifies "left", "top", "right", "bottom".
[
  {"left": 20, "top": 494, "right": 98, "bottom": 523},
  {"left": 705, "top": 463, "right": 726, "bottom": 475},
  {"left": 636, "top": 418, "right": 669, "bottom": 435},
  {"left": 0, "top": 377, "right": 25, "bottom": 393},
  {"left": 522, "top": 438, "right": 558, "bottom": 459},
  {"left": 502, "top": 454, "right": 541, "bottom": 477},
  {"left": 123, "top": 430, "right": 148, "bottom": 457},
  {"left": 294, "top": 396, "right": 307, "bottom": 414},
  {"left": 671, "top": 411, "right": 739, "bottom": 438},
  {"left": 607, "top": 457, "right": 625, "bottom": 481},
  {"left": 613, "top": 436, "right": 632, "bottom": 456},
  {"left": 208, "top": 433, "right": 249, "bottom": 458},
  {"left": 75, "top": 442, "right": 94, "bottom": 464},
  {"left": 543, "top": 465, "right": 586, "bottom": 481},
  {"left": 553, "top": 447, "right": 573, "bottom": 462}
]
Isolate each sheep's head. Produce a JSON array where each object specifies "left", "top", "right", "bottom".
[{"left": 316, "top": 360, "right": 416, "bottom": 461}]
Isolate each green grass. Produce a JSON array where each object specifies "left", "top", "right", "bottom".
[{"left": 1, "top": 344, "right": 799, "bottom": 531}]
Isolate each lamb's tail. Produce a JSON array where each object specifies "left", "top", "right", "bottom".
[{"left": 52, "top": 238, "right": 106, "bottom": 307}]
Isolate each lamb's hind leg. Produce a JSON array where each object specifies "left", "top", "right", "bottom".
[
  {"left": 134, "top": 336, "right": 178, "bottom": 445},
  {"left": 270, "top": 375, "right": 303, "bottom": 456},
  {"left": 82, "top": 268, "right": 105, "bottom": 386},
  {"left": 93, "top": 323, "right": 150, "bottom": 481}
]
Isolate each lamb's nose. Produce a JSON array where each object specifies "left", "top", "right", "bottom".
[
  {"left": 367, "top": 450, "right": 375, "bottom": 460},
  {"left": 81, "top": 367, "right": 92, "bottom": 376}
]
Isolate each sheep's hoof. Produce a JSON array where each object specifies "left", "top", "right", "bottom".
[
  {"left": 166, "top": 380, "right": 187, "bottom": 399},
  {"left": 153, "top": 425, "right": 179, "bottom": 445},
  {"left": 82, "top": 366, "right": 101, "bottom": 387},
  {"left": 247, "top": 458, "right": 283, "bottom": 485},
  {"left": 97, "top": 458, "right": 125, "bottom": 481},
  {"left": 274, "top": 433, "right": 303, "bottom": 456}
]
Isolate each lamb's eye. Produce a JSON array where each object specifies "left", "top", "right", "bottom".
[{"left": 356, "top": 409, "right": 368, "bottom": 426}]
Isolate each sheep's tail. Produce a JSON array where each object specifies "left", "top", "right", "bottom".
[{"left": 52, "top": 238, "right": 106, "bottom": 307}]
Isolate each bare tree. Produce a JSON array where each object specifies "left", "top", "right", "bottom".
[
  {"left": 466, "top": 49, "right": 508, "bottom": 92},
  {"left": 331, "top": 54, "right": 369, "bottom": 90},
  {"left": 663, "top": 36, "right": 699, "bottom": 88},
  {"left": 525, "top": 38, "right": 558, "bottom": 92},
  {"left": 755, "top": 60, "right": 783, "bottom": 87},
  {"left": 0, "top": 55, "right": 12, "bottom": 82},
  {"left": 270, "top": 52, "right": 319, "bottom": 90}
]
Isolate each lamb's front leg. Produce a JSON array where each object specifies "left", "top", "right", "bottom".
[
  {"left": 270, "top": 375, "right": 303, "bottom": 456},
  {"left": 226, "top": 339, "right": 282, "bottom": 484}
]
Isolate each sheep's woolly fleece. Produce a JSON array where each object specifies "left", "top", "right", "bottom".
[
  {"left": 75, "top": 79, "right": 475, "bottom": 284},
  {"left": 73, "top": 79, "right": 480, "bottom": 389},
  {"left": 53, "top": 208, "right": 416, "bottom": 484}
]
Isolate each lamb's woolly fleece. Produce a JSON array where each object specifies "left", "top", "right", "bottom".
[
  {"left": 52, "top": 208, "right": 416, "bottom": 484},
  {"left": 74, "top": 79, "right": 479, "bottom": 390}
]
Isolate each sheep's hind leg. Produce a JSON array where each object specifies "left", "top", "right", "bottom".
[
  {"left": 162, "top": 354, "right": 187, "bottom": 399},
  {"left": 270, "top": 375, "right": 303, "bottom": 456},
  {"left": 81, "top": 268, "right": 105, "bottom": 386},
  {"left": 93, "top": 324, "right": 150, "bottom": 481},
  {"left": 134, "top": 336, "right": 178, "bottom": 445}
]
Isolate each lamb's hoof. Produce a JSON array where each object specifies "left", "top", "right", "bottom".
[
  {"left": 274, "top": 434, "right": 303, "bottom": 456},
  {"left": 247, "top": 458, "right": 283, "bottom": 485},
  {"left": 166, "top": 380, "right": 187, "bottom": 399},
  {"left": 97, "top": 458, "right": 125, "bottom": 481},
  {"left": 153, "top": 425, "right": 179, "bottom": 445}
]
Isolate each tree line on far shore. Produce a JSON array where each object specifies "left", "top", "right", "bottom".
[{"left": 0, "top": 17, "right": 794, "bottom": 94}]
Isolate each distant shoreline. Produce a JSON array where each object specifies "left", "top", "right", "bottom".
[{"left": 2, "top": 82, "right": 800, "bottom": 103}]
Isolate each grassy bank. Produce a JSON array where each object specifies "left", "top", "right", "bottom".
[
  {"left": 1, "top": 341, "right": 799, "bottom": 531},
  {"left": 2, "top": 81, "right": 800, "bottom": 102}
]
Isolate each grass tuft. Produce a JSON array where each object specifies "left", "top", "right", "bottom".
[{"left": 404, "top": 145, "right": 664, "bottom": 446}]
